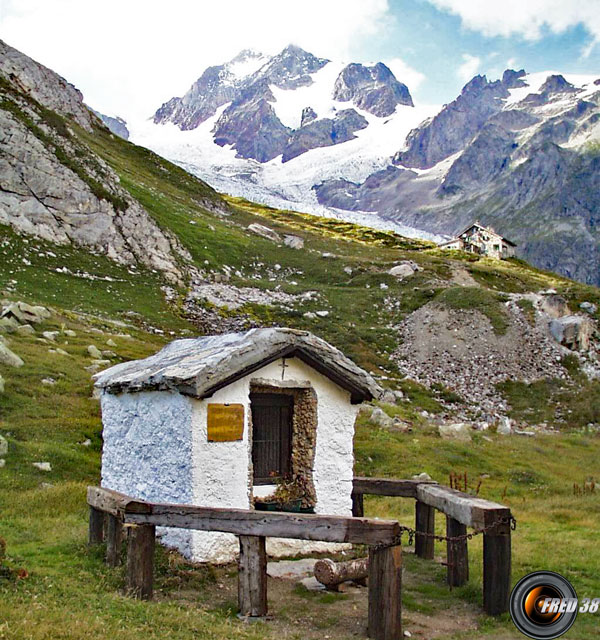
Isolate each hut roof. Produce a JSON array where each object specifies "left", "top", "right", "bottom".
[{"left": 94, "top": 328, "right": 381, "bottom": 404}]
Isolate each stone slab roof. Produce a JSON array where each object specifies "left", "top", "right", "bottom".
[{"left": 94, "top": 328, "right": 381, "bottom": 403}]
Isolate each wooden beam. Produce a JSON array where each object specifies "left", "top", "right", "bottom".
[
  {"left": 106, "top": 514, "right": 123, "bottom": 567},
  {"left": 353, "top": 477, "right": 436, "bottom": 498},
  {"left": 126, "top": 524, "right": 155, "bottom": 600},
  {"left": 351, "top": 491, "right": 364, "bottom": 518},
  {"left": 446, "top": 516, "right": 468, "bottom": 587},
  {"left": 88, "top": 506, "right": 104, "bottom": 545},
  {"left": 368, "top": 545, "right": 402, "bottom": 640},
  {"left": 416, "top": 484, "right": 510, "bottom": 529},
  {"left": 414, "top": 501, "right": 435, "bottom": 560},
  {"left": 124, "top": 504, "right": 401, "bottom": 545},
  {"left": 238, "top": 536, "right": 267, "bottom": 618},
  {"left": 483, "top": 517, "right": 511, "bottom": 615},
  {"left": 87, "top": 486, "right": 151, "bottom": 517}
]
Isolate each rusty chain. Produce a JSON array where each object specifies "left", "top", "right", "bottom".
[{"left": 370, "top": 515, "right": 517, "bottom": 552}]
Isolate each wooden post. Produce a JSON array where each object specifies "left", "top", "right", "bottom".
[
  {"left": 88, "top": 506, "right": 104, "bottom": 545},
  {"left": 446, "top": 516, "right": 469, "bottom": 587},
  {"left": 352, "top": 491, "right": 364, "bottom": 518},
  {"left": 126, "top": 524, "right": 155, "bottom": 600},
  {"left": 105, "top": 514, "right": 123, "bottom": 567},
  {"left": 483, "top": 518, "right": 511, "bottom": 615},
  {"left": 238, "top": 535, "right": 267, "bottom": 618},
  {"left": 414, "top": 501, "right": 435, "bottom": 560},
  {"left": 368, "top": 545, "right": 402, "bottom": 640}
]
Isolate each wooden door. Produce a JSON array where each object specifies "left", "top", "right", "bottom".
[{"left": 250, "top": 393, "right": 293, "bottom": 484}]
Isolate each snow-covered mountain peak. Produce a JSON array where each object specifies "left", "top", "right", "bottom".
[{"left": 222, "top": 49, "right": 271, "bottom": 85}]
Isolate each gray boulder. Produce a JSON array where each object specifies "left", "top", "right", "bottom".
[
  {"left": 1, "top": 302, "right": 50, "bottom": 325},
  {"left": 0, "top": 342, "right": 23, "bottom": 367},
  {"left": 87, "top": 345, "right": 103, "bottom": 359},
  {"left": 0, "top": 435, "right": 7, "bottom": 456},
  {"left": 388, "top": 261, "right": 420, "bottom": 278},
  {"left": 497, "top": 417, "right": 513, "bottom": 435},
  {"left": 16, "top": 324, "right": 35, "bottom": 335},
  {"left": 370, "top": 407, "right": 395, "bottom": 429},
  {"left": 439, "top": 422, "right": 472, "bottom": 442},
  {"left": 549, "top": 316, "right": 594, "bottom": 351},
  {"left": 0, "top": 317, "right": 18, "bottom": 332},
  {"left": 0, "top": 373, "right": 4, "bottom": 393},
  {"left": 580, "top": 302, "right": 597, "bottom": 314},
  {"left": 32, "top": 462, "right": 52, "bottom": 472},
  {"left": 248, "top": 223, "right": 281, "bottom": 243},
  {"left": 284, "top": 235, "right": 304, "bottom": 249}
]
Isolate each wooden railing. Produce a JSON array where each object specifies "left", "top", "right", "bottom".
[
  {"left": 87, "top": 487, "right": 403, "bottom": 640},
  {"left": 352, "top": 477, "right": 513, "bottom": 616}
]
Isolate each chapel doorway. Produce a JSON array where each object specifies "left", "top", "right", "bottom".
[{"left": 250, "top": 393, "right": 293, "bottom": 485}]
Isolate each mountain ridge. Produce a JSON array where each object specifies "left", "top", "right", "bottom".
[{"left": 140, "top": 48, "right": 600, "bottom": 284}]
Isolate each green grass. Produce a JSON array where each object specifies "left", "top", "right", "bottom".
[
  {"left": 2, "top": 324, "right": 600, "bottom": 639},
  {"left": 3, "top": 77, "right": 600, "bottom": 638},
  {"left": 354, "top": 419, "right": 600, "bottom": 639},
  {"left": 497, "top": 376, "right": 600, "bottom": 429},
  {"left": 434, "top": 286, "right": 509, "bottom": 335},
  {"left": 0, "top": 225, "right": 191, "bottom": 332}
]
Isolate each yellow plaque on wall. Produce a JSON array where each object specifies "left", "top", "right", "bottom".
[{"left": 207, "top": 403, "right": 244, "bottom": 442}]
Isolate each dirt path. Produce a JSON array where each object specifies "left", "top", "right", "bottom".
[
  {"left": 152, "top": 549, "right": 500, "bottom": 640},
  {"left": 450, "top": 265, "right": 480, "bottom": 287}
]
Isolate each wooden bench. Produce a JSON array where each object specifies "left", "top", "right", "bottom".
[
  {"left": 87, "top": 486, "right": 403, "bottom": 640},
  {"left": 352, "top": 477, "right": 512, "bottom": 615}
]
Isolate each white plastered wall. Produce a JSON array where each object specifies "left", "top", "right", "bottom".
[
  {"left": 100, "top": 357, "right": 360, "bottom": 563},
  {"left": 100, "top": 390, "right": 196, "bottom": 557}
]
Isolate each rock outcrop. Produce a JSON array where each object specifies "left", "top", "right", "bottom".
[
  {"left": 394, "top": 72, "right": 522, "bottom": 170},
  {"left": 91, "top": 110, "right": 129, "bottom": 139},
  {"left": 333, "top": 62, "right": 413, "bottom": 116},
  {"left": 0, "top": 39, "right": 94, "bottom": 131},
  {"left": 0, "top": 39, "right": 209, "bottom": 284},
  {"left": 549, "top": 316, "right": 594, "bottom": 351},
  {"left": 154, "top": 49, "right": 268, "bottom": 130},
  {"left": 282, "top": 108, "right": 368, "bottom": 162}
]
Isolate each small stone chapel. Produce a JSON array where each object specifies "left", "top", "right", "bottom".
[{"left": 94, "top": 328, "right": 381, "bottom": 562}]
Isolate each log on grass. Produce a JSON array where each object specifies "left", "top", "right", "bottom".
[{"left": 314, "top": 557, "right": 369, "bottom": 588}]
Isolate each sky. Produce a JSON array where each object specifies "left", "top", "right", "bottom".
[{"left": 0, "top": 0, "right": 598, "bottom": 121}]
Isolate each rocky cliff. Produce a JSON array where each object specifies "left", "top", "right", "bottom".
[{"left": 0, "top": 39, "right": 224, "bottom": 285}]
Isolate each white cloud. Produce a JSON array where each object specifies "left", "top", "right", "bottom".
[
  {"left": 457, "top": 53, "right": 481, "bottom": 81},
  {"left": 425, "top": 0, "right": 600, "bottom": 57},
  {"left": 385, "top": 57, "right": 426, "bottom": 91},
  {"left": 0, "top": 0, "right": 393, "bottom": 120}
]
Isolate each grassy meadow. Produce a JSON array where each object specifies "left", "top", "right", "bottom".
[{"left": 0, "top": 115, "right": 599, "bottom": 639}]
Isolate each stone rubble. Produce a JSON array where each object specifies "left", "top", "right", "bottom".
[{"left": 393, "top": 301, "right": 569, "bottom": 411}]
